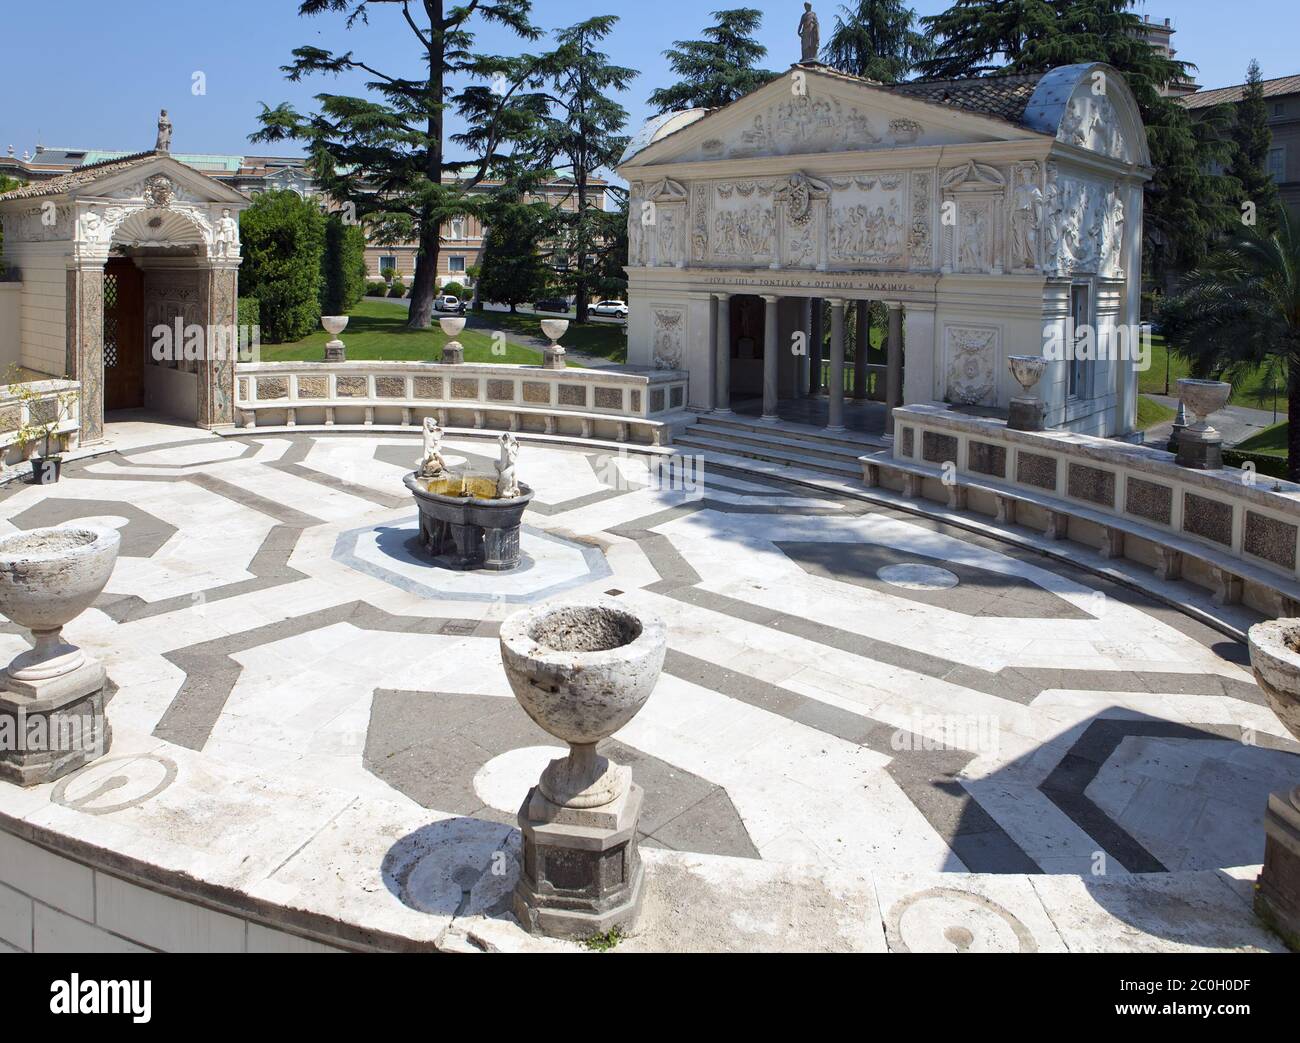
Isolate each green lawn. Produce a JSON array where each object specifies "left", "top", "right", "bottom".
[
  {"left": 1235, "top": 420, "right": 1289, "bottom": 456},
  {"left": 1136, "top": 394, "right": 1175, "bottom": 430},
  {"left": 257, "top": 300, "right": 546, "bottom": 364},
  {"left": 475, "top": 311, "right": 629, "bottom": 364},
  {"left": 1139, "top": 332, "right": 1287, "bottom": 414},
  {"left": 258, "top": 300, "right": 631, "bottom": 366}
]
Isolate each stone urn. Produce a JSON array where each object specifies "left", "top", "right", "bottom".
[
  {"left": 1247, "top": 618, "right": 1300, "bottom": 950},
  {"left": 322, "top": 315, "right": 349, "bottom": 362},
  {"left": 539, "top": 318, "right": 569, "bottom": 371},
  {"left": 1175, "top": 378, "right": 1232, "bottom": 470},
  {"left": 1006, "top": 355, "right": 1048, "bottom": 432},
  {"left": 499, "top": 598, "right": 667, "bottom": 937},
  {"left": 438, "top": 316, "right": 466, "bottom": 365},
  {"left": 0, "top": 525, "right": 119, "bottom": 785}
]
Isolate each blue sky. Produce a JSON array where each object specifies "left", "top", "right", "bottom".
[{"left": 0, "top": 0, "right": 1294, "bottom": 162}]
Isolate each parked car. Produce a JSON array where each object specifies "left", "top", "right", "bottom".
[
  {"left": 534, "top": 297, "right": 570, "bottom": 313},
  {"left": 589, "top": 300, "right": 629, "bottom": 318},
  {"left": 434, "top": 295, "right": 464, "bottom": 313}
]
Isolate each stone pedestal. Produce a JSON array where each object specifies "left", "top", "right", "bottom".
[
  {"left": 1256, "top": 789, "right": 1300, "bottom": 951},
  {"left": 513, "top": 781, "right": 644, "bottom": 940},
  {"left": 1007, "top": 396, "right": 1046, "bottom": 432},
  {"left": 542, "top": 347, "right": 566, "bottom": 370},
  {"left": 440, "top": 343, "right": 464, "bottom": 365},
  {"left": 1176, "top": 427, "right": 1223, "bottom": 470},
  {"left": 324, "top": 340, "right": 347, "bottom": 363},
  {"left": 0, "top": 660, "right": 109, "bottom": 786}
]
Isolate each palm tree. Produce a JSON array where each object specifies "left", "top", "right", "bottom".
[
  {"left": 1160, "top": 209, "right": 1300, "bottom": 478},
  {"left": 822, "top": 1, "right": 931, "bottom": 83}
]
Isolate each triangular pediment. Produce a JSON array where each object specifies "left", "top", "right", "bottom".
[
  {"left": 0, "top": 152, "right": 247, "bottom": 208},
  {"left": 621, "top": 68, "right": 1041, "bottom": 169}
]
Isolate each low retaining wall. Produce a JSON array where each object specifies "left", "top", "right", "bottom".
[
  {"left": 0, "top": 378, "right": 80, "bottom": 472},
  {"left": 235, "top": 362, "right": 691, "bottom": 445},
  {"left": 876, "top": 403, "right": 1300, "bottom": 616}
]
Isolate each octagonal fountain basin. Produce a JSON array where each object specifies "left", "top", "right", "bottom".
[
  {"left": 403, "top": 471, "right": 534, "bottom": 571},
  {"left": 500, "top": 600, "right": 667, "bottom": 748}
]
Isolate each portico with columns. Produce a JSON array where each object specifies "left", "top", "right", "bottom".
[{"left": 619, "top": 58, "right": 1150, "bottom": 440}]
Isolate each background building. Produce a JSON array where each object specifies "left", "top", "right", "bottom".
[
  {"left": 0, "top": 146, "right": 607, "bottom": 290},
  {"left": 1183, "top": 73, "right": 1300, "bottom": 218}
]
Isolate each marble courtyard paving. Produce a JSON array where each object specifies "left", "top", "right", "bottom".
[{"left": 0, "top": 429, "right": 1295, "bottom": 952}]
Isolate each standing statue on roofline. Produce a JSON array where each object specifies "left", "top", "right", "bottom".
[
  {"left": 798, "top": 3, "right": 820, "bottom": 64},
  {"left": 155, "top": 109, "right": 172, "bottom": 153}
]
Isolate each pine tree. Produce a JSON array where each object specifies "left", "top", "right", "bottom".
[
  {"left": 1226, "top": 60, "right": 1282, "bottom": 236},
  {"left": 647, "top": 8, "right": 778, "bottom": 113},
  {"left": 250, "top": 0, "right": 546, "bottom": 329},
  {"left": 530, "top": 17, "right": 636, "bottom": 323},
  {"left": 475, "top": 202, "right": 550, "bottom": 314},
  {"left": 822, "top": 1, "right": 931, "bottom": 83}
]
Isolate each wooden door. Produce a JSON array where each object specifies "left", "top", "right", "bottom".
[{"left": 103, "top": 258, "right": 144, "bottom": 411}]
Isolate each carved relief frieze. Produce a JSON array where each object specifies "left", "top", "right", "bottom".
[
  {"left": 652, "top": 308, "right": 685, "bottom": 369},
  {"left": 711, "top": 181, "right": 776, "bottom": 263},
  {"left": 827, "top": 174, "right": 906, "bottom": 267},
  {"left": 908, "top": 171, "right": 933, "bottom": 270},
  {"left": 945, "top": 325, "right": 1000, "bottom": 406},
  {"left": 723, "top": 90, "right": 883, "bottom": 159}
]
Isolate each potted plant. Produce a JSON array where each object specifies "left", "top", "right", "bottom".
[{"left": 5, "top": 369, "right": 75, "bottom": 484}]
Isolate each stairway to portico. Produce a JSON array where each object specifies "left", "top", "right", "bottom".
[{"left": 674, "top": 412, "right": 885, "bottom": 480}]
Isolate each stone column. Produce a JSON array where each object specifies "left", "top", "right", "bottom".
[
  {"left": 853, "top": 300, "right": 871, "bottom": 400},
  {"left": 810, "top": 298, "right": 824, "bottom": 394},
  {"left": 761, "top": 293, "right": 780, "bottom": 421},
  {"left": 885, "top": 301, "right": 904, "bottom": 437},
  {"left": 827, "top": 298, "right": 846, "bottom": 431},
  {"left": 1118, "top": 180, "right": 1144, "bottom": 437},
  {"left": 714, "top": 292, "right": 732, "bottom": 414},
  {"left": 197, "top": 263, "right": 240, "bottom": 430},
  {"left": 65, "top": 263, "right": 106, "bottom": 445}
]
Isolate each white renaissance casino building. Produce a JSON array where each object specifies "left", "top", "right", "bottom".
[{"left": 618, "top": 59, "right": 1150, "bottom": 439}]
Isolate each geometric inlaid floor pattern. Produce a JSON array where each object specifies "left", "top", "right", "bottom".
[{"left": 1, "top": 430, "right": 1297, "bottom": 906}]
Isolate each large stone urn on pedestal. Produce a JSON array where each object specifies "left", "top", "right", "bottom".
[
  {"left": 1175, "top": 378, "right": 1232, "bottom": 470},
  {"left": 540, "top": 319, "right": 568, "bottom": 370},
  {"left": 1006, "top": 355, "right": 1047, "bottom": 432},
  {"left": 1247, "top": 619, "right": 1300, "bottom": 950},
  {"left": 322, "top": 315, "right": 349, "bottom": 362},
  {"left": 439, "top": 317, "right": 466, "bottom": 365},
  {"left": 0, "top": 526, "right": 119, "bottom": 786},
  {"left": 500, "top": 599, "right": 667, "bottom": 939}
]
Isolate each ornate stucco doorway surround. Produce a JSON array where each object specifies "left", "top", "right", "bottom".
[{"left": 0, "top": 151, "right": 249, "bottom": 444}]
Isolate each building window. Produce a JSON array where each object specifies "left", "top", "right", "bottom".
[
  {"left": 1069, "top": 283, "right": 1090, "bottom": 399},
  {"left": 379, "top": 255, "right": 398, "bottom": 276},
  {"left": 448, "top": 255, "right": 466, "bottom": 273},
  {"left": 1267, "top": 147, "right": 1286, "bottom": 182}
]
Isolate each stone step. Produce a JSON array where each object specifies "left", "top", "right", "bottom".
[
  {"left": 674, "top": 433, "right": 864, "bottom": 479},
  {"left": 691, "top": 413, "right": 883, "bottom": 452},
  {"left": 680, "top": 423, "right": 867, "bottom": 466}
]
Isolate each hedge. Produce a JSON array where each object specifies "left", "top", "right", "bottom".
[
  {"left": 237, "top": 190, "right": 325, "bottom": 342},
  {"left": 1223, "top": 448, "right": 1290, "bottom": 481},
  {"left": 320, "top": 215, "right": 367, "bottom": 315},
  {"left": 388, "top": 278, "right": 407, "bottom": 299}
]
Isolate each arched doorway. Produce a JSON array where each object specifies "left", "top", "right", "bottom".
[{"left": 103, "top": 257, "right": 145, "bottom": 411}]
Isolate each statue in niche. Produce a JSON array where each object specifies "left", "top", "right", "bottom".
[
  {"left": 495, "top": 433, "right": 521, "bottom": 498},
  {"left": 213, "top": 208, "right": 239, "bottom": 258},
  {"left": 155, "top": 109, "right": 173, "bottom": 152},
  {"left": 959, "top": 208, "right": 985, "bottom": 271},
  {"left": 798, "top": 3, "right": 820, "bottom": 63},
  {"left": 417, "top": 417, "right": 448, "bottom": 477},
  {"left": 1043, "top": 167, "right": 1063, "bottom": 272},
  {"left": 1011, "top": 167, "right": 1043, "bottom": 269}
]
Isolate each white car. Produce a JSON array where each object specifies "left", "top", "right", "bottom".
[
  {"left": 589, "top": 300, "right": 628, "bottom": 318},
  {"left": 434, "top": 295, "right": 464, "bottom": 312}
]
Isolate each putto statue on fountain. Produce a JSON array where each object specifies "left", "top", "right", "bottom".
[
  {"left": 417, "top": 417, "right": 448, "bottom": 477},
  {"left": 496, "top": 432, "right": 521, "bottom": 499}
]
